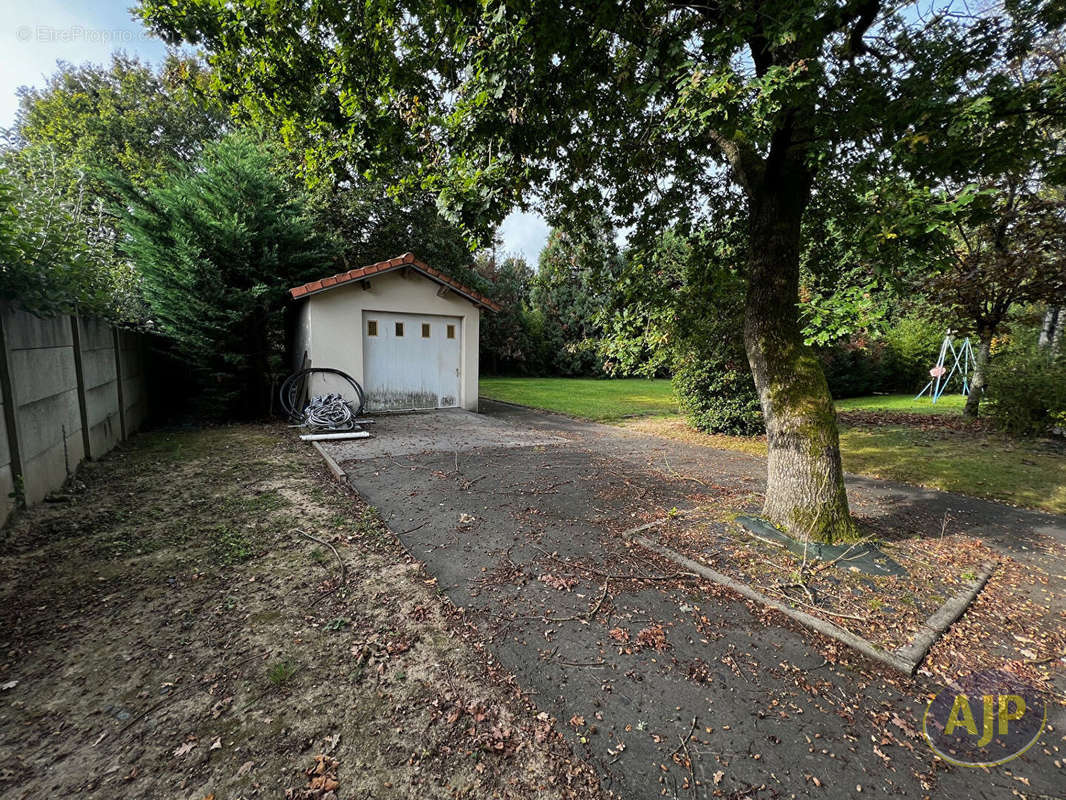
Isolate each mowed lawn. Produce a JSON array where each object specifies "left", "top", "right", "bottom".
[
  {"left": 479, "top": 377, "right": 678, "bottom": 421},
  {"left": 480, "top": 379, "right": 1066, "bottom": 514},
  {"left": 834, "top": 393, "right": 967, "bottom": 415}
]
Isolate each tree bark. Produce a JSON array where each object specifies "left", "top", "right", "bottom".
[
  {"left": 1039, "top": 306, "right": 1061, "bottom": 349},
  {"left": 963, "top": 331, "right": 993, "bottom": 418},
  {"left": 743, "top": 159, "right": 856, "bottom": 544}
]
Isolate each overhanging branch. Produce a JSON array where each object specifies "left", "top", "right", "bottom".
[{"left": 707, "top": 129, "right": 761, "bottom": 197}]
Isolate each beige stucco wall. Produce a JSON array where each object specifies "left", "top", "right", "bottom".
[
  {"left": 293, "top": 300, "right": 312, "bottom": 370},
  {"left": 298, "top": 269, "right": 482, "bottom": 411}
]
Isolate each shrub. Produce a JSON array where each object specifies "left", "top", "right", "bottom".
[
  {"left": 881, "top": 313, "right": 946, "bottom": 391},
  {"left": 985, "top": 335, "right": 1066, "bottom": 436},
  {"left": 673, "top": 346, "right": 764, "bottom": 435},
  {"left": 818, "top": 338, "right": 892, "bottom": 398},
  {"left": 0, "top": 156, "right": 137, "bottom": 320},
  {"left": 672, "top": 262, "right": 764, "bottom": 436}
]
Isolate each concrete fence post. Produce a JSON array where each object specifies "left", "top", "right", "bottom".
[
  {"left": 70, "top": 315, "right": 93, "bottom": 460},
  {"left": 113, "top": 327, "right": 127, "bottom": 440},
  {"left": 0, "top": 307, "right": 24, "bottom": 506}
]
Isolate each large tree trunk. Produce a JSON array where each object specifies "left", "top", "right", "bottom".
[
  {"left": 743, "top": 161, "right": 856, "bottom": 544},
  {"left": 963, "top": 330, "right": 993, "bottom": 418}
]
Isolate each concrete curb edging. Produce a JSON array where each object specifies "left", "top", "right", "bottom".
[
  {"left": 625, "top": 523, "right": 994, "bottom": 676},
  {"left": 895, "top": 562, "right": 995, "bottom": 667},
  {"left": 628, "top": 532, "right": 917, "bottom": 674},
  {"left": 312, "top": 441, "right": 348, "bottom": 484}
]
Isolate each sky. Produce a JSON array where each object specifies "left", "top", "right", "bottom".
[{"left": 0, "top": 0, "right": 550, "bottom": 263}]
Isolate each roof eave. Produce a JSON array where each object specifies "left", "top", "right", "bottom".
[{"left": 290, "top": 261, "right": 501, "bottom": 311}]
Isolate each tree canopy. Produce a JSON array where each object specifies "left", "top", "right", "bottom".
[
  {"left": 7, "top": 53, "right": 226, "bottom": 195},
  {"left": 0, "top": 53, "right": 227, "bottom": 321},
  {"left": 114, "top": 133, "right": 334, "bottom": 417},
  {"left": 137, "top": 1, "right": 1061, "bottom": 235},
  {"left": 139, "top": 0, "right": 1066, "bottom": 541}
]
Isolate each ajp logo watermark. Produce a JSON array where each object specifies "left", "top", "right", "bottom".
[{"left": 923, "top": 670, "right": 1047, "bottom": 767}]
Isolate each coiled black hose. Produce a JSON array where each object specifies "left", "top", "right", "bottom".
[{"left": 279, "top": 368, "right": 366, "bottom": 423}]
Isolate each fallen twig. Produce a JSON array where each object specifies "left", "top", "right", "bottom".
[
  {"left": 548, "top": 578, "right": 611, "bottom": 623},
  {"left": 671, "top": 716, "right": 698, "bottom": 798},
  {"left": 670, "top": 716, "right": 698, "bottom": 758},
  {"left": 531, "top": 545, "right": 695, "bottom": 583},
  {"left": 662, "top": 455, "right": 708, "bottom": 487},
  {"left": 768, "top": 587, "right": 869, "bottom": 622},
  {"left": 773, "top": 579, "right": 817, "bottom": 606},
  {"left": 555, "top": 658, "right": 607, "bottom": 668},
  {"left": 292, "top": 528, "right": 348, "bottom": 606}
]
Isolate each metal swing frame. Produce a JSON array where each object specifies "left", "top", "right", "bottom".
[{"left": 915, "top": 333, "right": 976, "bottom": 404}]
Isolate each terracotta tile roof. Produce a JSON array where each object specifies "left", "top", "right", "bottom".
[{"left": 289, "top": 252, "right": 502, "bottom": 311}]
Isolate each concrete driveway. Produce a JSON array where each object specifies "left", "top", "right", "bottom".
[{"left": 323, "top": 403, "right": 1065, "bottom": 799}]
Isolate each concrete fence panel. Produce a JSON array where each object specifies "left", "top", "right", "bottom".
[
  {"left": 0, "top": 392, "right": 11, "bottom": 526},
  {"left": 1, "top": 304, "right": 84, "bottom": 507},
  {"left": 118, "top": 329, "right": 147, "bottom": 435},
  {"left": 0, "top": 302, "right": 149, "bottom": 526},
  {"left": 78, "top": 317, "right": 122, "bottom": 457}
]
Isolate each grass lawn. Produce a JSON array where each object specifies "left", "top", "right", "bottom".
[
  {"left": 839, "top": 426, "right": 1066, "bottom": 513},
  {"left": 481, "top": 377, "right": 1066, "bottom": 514},
  {"left": 626, "top": 416, "right": 1066, "bottom": 514},
  {"left": 835, "top": 393, "right": 966, "bottom": 415},
  {"left": 479, "top": 376, "right": 677, "bottom": 421},
  {"left": 479, "top": 382, "right": 964, "bottom": 420}
]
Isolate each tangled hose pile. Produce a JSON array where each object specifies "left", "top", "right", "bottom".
[
  {"left": 280, "top": 368, "right": 367, "bottom": 431},
  {"left": 303, "top": 393, "right": 357, "bottom": 431}
]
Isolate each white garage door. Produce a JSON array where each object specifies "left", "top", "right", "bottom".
[{"left": 362, "top": 311, "right": 462, "bottom": 411}]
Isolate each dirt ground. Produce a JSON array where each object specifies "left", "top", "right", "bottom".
[{"left": 0, "top": 425, "right": 607, "bottom": 800}]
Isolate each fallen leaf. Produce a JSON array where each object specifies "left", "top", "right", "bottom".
[
  {"left": 635, "top": 624, "right": 669, "bottom": 652},
  {"left": 210, "top": 737, "right": 222, "bottom": 751},
  {"left": 540, "top": 574, "right": 579, "bottom": 591},
  {"left": 174, "top": 741, "right": 196, "bottom": 757}
]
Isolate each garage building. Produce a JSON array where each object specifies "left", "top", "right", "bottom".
[{"left": 290, "top": 252, "right": 500, "bottom": 412}]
